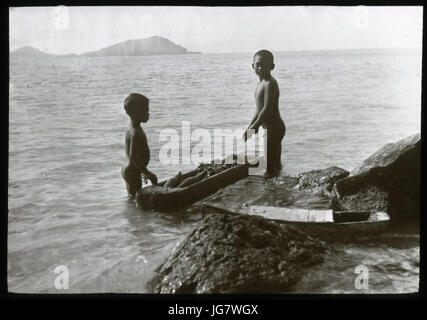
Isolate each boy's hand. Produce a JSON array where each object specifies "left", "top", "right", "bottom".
[
  {"left": 147, "top": 172, "right": 158, "bottom": 186},
  {"left": 242, "top": 128, "right": 254, "bottom": 142}
]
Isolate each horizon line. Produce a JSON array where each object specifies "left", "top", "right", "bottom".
[{"left": 10, "top": 45, "right": 422, "bottom": 56}]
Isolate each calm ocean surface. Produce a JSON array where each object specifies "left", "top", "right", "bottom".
[{"left": 9, "top": 49, "right": 421, "bottom": 293}]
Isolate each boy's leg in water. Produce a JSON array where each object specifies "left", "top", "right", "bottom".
[
  {"left": 275, "top": 143, "right": 282, "bottom": 172},
  {"left": 121, "top": 165, "right": 142, "bottom": 198},
  {"left": 266, "top": 125, "right": 285, "bottom": 176},
  {"left": 274, "top": 125, "right": 286, "bottom": 173},
  {"left": 266, "top": 128, "right": 277, "bottom": 175}
]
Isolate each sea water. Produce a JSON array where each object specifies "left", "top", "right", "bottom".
[{"left": 8, "top": 49, "right": 421, "bottom": 293}]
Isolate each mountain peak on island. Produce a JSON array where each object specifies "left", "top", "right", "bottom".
[
  {"left": 11, "top": 46, "right": 56, "bottom": 58},
  {"left": 147, "top": 35, "right": 168, "bottom": 40},
  {"left": 81, "top": 36, "right": 192, "bottom": 57}
]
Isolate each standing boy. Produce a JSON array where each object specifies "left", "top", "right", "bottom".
[
  {"left": 243, "top": 50, "right": 286, "bottom": 179},
  {"left": 121, "top": 93, "right": 158, "bottom": 198}
]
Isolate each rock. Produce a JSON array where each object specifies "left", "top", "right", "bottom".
[
  {"left": 294, "top": 166, "right": 349, "bottom": 196},
  {"left": 332, "top": 133, "right": 420, "bottom": 224},
  {"left": 149, "top": 213, "right": 327, "bottom": 293},
  {"left": 352, "top": 133, "right": 420, "bottom": 176},
  {"left": 331, "top": 183, "right": 389, "bottom": 213}
]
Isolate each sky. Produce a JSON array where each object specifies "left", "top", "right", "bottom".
[{"left": 9, "top": 6, "right": 423, "bottom": 54}]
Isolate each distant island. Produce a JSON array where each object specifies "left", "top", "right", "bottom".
[{"left": 10, "top": 36, "right": 201, "bottom": 59}]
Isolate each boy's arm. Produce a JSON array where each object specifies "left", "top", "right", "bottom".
[
  {"left": 249, "top": 82, "right": 275, "bottom": 131},
  {"left": 243, "top": 111, "right": 259, "bottom": 141},
  {"left": 248, "top": 110, "right": 258, "bottom": 128},
  {"left": 128, "top": 135, "right": 144, "bottom": 171}
]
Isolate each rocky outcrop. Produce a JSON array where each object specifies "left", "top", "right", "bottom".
[
  {"left": 294, "top": 166, "right": 349, "bottom": 196},
  {"left": 332, "top": 133, "right": 420, "bottom": 224},
  {"left": 149, "top": 213, "right": 327, "bottom": 293},
  {"left": 351, "top": 133, "right": 421, "bottom": 176}
]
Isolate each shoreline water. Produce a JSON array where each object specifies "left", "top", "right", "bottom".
[{"left": 8, "top": 49, "right": 421, "bottom": 293}]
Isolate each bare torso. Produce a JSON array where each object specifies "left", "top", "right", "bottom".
[
  {"left": 121, "top": 125, "right": 153, "bottom": 196},
  {"left": 124, "top": 126, "right": 150, "bottom": 174}
]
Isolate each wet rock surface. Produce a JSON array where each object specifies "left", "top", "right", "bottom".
[
  {"left": 332, "top": 133, "right": 420, "bottom": 224},
  {"left": 191, "top": 174, "right": 332, "bottom": 215},
  {"left": 149, "top": 213, "right": 327, "bottom": 293}
]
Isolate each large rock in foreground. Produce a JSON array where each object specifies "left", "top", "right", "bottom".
[
  {"left": 332, "top": 133, "right": 420, "bottom": 224},
  {"left": 149, "top": 213, "right": 327, "bottom": 293},
  {"left": 352, "top": 133, "right": 421, "bottom": 177}
]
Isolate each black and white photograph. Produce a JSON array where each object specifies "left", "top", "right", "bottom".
[{"left": 8, "top": 6, "right": 422, "bottom": 296}]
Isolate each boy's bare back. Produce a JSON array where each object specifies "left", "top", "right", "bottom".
[{"left": 254, "top": 76, "right": 282, "bottom": 129}]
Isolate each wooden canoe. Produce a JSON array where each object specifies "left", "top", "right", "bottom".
[
  {"left": 135, "top": 164, "right": 249, "bottom": 212},
  {"left": 202, "top": 204, "right": 391, "bottom": 237}
]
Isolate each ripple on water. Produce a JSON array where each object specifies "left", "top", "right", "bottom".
[{"left": 290, "top": 233, "right": 419, "bottom": 294}]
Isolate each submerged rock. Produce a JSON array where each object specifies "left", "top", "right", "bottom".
[
  {"left": 332, "top": 133, "right": 420, "bottom": 224},
  {"left": 149, "top": 213, "right": 327, "bottom": 294}
]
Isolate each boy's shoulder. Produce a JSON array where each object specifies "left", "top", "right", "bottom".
[
  {"left": 127, "top": 126, "right": 147, "bottom": 139},
  {"left": 262, "top": 76, "right": 279, "bottom": 89},
  {"left": 268, "top": 76, "right": 279, "bottom": 85},
  {"left": 261, "top": 75, "right": 278, "bottom": 83}
]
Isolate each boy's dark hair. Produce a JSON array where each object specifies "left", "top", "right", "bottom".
[
  {"left": 253, "top": 50, "right": 274, "bottom": 64},
  {"left": 124, "top": 93, "right": 149, "bottom": 117}
]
